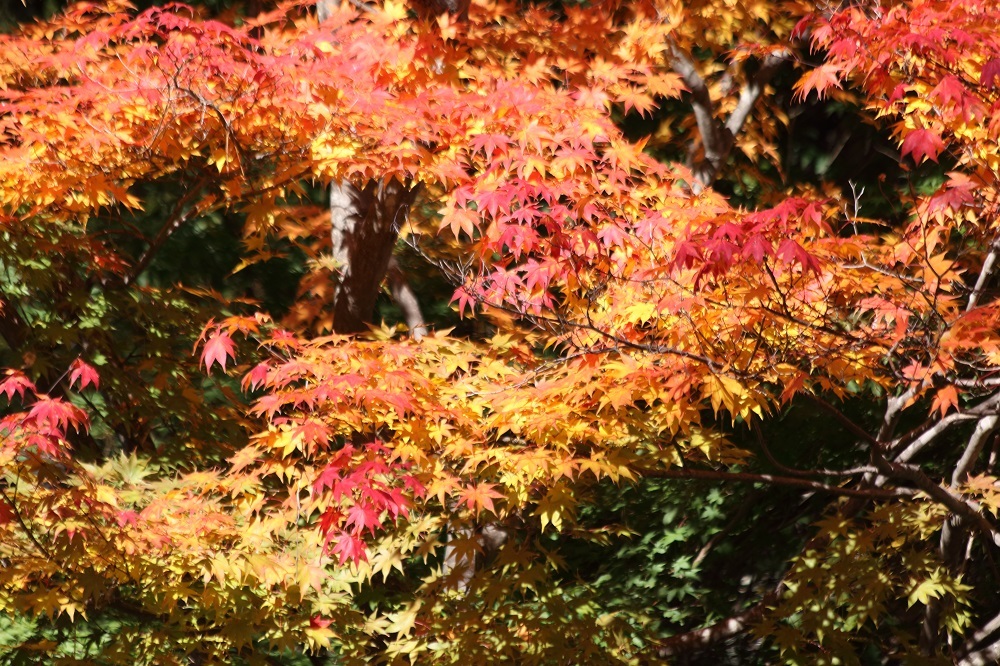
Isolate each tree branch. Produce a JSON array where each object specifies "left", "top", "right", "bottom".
[
  {"left": 656, "top": 593, "right": 776, "bottom": 658},
  {"left": 669, "top": 43, "right": 787, "bottom": 188},
  {"left": 956, "top": 609, "right": 1000, "bottom": 661},
  {"left": 953, "top": 415, "right": 1000, "bottom": 486},
  {"left": 387, "top": 257, "right": 427, "bottom": 340},
  {"left": 668, "top": 41, "right": 726, "bottom": 188},
  {"left": 878, "top": 385, "right": 921, "bottom": 443},
  {"left": 123, "top": 172, "right": 210, "bottom": 287},
  {"left": 328, "top": 177, "right": 418, "bottom": 334},
  {"left": 892, "top": 390, "right": 1000, "bottom": 464},
  {"left": 723, "top": 51, "right": 789, "bottom": 139},
  {"left": 959, "top": 640, "right": 1000, "bottom": 666},
  {"left": 871, "top": 449, "right": 1000, "bottom": 547},
  {"left": 800, "top": 393, "right": 881, "bottom": 448},
  {"left": 753, "top": 421, "right": 877, "bottom": 477},
  {"left": 967, "top": 235, "right": 1000, "bottom": 313},
  {"left": 635, "top": 466, "right": 907, "bottom": 499}
]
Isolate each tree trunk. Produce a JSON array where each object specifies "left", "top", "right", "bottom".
[{"left": 328, "top": 178, "right": 419, "bottom": 334}]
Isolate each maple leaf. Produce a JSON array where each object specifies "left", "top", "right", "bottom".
[
  {"left": 310, "top": 616, "right": 333, "bottom": 629},
  {"left": 330, "top": 531, "right": 368, "bottom": 565},
  {"left": 458, "top": 483, "right": 504, "bottom": 518},
  {"left": 793, "top": 63, "right": 842, "bottom": 101},
  {"left": 201, "top": 330, "right": 236, "bottom": 373},
  {"left": 930, "top": 385, "right": 959, "bottom": 418},
  {"left": 617, "top": 86, "right": 656, "bottom": 117},
  {"left": 900, "top": 129, "right": 946, "bottom": 164},
  {"left": 0, "top": 370, "right": 35, "bottom": 402},
  {"left": 981, "top": 58, "right": 1000, "bottom": 89},
  {"left": 0, "top": 499, "right": 13, "bottom": 526},
  {"left": 742, "top": 234, "right": 773, "bottom": 262},
  {"left": 241, "top": 362, "right": 270, "bottom": 392},
  {"left": 930, "top": 75, "right": 967, "bottom": 108},
  {"left": 776, "top": 238, "right": 820, "bottom": 272},
  {"left": 68, "top": 358, "right": 99, "bottom": 391},
  {"left": 318, "top": 507, "right": 343, "bottom": 536},
  {"left": 345, "top": 503, "right": 382, "bottom": 536},
  {"left": 27, "top": 396, "right": 88, "bottom": 433},
  {"left": 116, "top": 509, "right": 140, "bottom": 527}
]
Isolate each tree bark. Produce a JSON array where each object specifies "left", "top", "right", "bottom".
[
  {"left": 328, "top": 178, "right": 419, "bottom": 334},
  {"left": 668, "top": 43, "right": 787, "bottom": 190}
]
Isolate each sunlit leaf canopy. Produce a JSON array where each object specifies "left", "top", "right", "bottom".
[{"left": 2, "top": 0, "right": 1000, "bottom": 664}]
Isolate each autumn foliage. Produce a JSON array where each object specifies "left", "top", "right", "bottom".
[{"left": 3, "top": 0, "right": 1000, "bottom": 663}]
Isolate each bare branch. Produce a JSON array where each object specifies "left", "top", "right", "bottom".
[
  {"left": 957, "top": 609, "right": 1000, "bottom": 661},
  {"left": 953, "top": 415, "right": 1000, "bottom": 486},
  {"left": 669, "top": 43, "right": 787, "bottom": 188},
  {"left": 668, "top": 41, "right": 726, "bottom": 188},
  {"left": 892, "top": 391, "right": 1000, "bottom": 464},
  {"left": 329, "top": 178, "right": 419, "bottom": 333},
  {"left": 878, "top": 385, "right": 921, "bottom": 443},
  {"left": 959, "top": 640, "right": 1000, "bottom": 666},
  {"left": 723, "top": 51, "right": 789, "bottom": 139},
  {"left": 967, "top": 235, "right": 1000, "bottom": 313},
  {"left": 753, "top": 422, "right": 877, "bottom": 477}
]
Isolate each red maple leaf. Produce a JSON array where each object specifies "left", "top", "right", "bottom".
[
  {"left": 981, "top": 58, "right": 1000, "bottom": 90},
  {"left": 742, "top": 234, "right": 773, "bottom": 263},
  {"left": 68, "top": 358, "right": 100, "bottom": 391},
  {"left": 27, "top": 396, "right": 88, "bottom": 433},
  {"left": 241, "top": 362, "right": 270, "bottom": 392},
  {"left": 116, "top": 509, "right": 141, "bottom": 527},
  {"left": 0, "top": 370, "right": 35, "bottom": 402},
  {"left": 900, "top": 129, "right": 946, "bottom": 163},
  {"left": 930, "top": 75, "right": 966, "bottom": 107},
  {"left": 345, "top": 503, "right": 382, "bottom": 536},
  {"left": 201, "top": 330, "right": 236, "bottom": 372},
  {"left": 330, "top": 531, "right": 368, "bottom": 565},
  {"left": 310, "top": 616, "right": 333, "bottom": 629}
]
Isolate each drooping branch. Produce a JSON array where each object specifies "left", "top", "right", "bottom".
[
  {"left": 871, "top": 449, "right": 1000, "bottom": 547},
  {"left": 123, "top": 172, "right": 211, "bottom": 287},
  {"left": 800, "top": 393, "right": 881, "bottom": 449}
]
